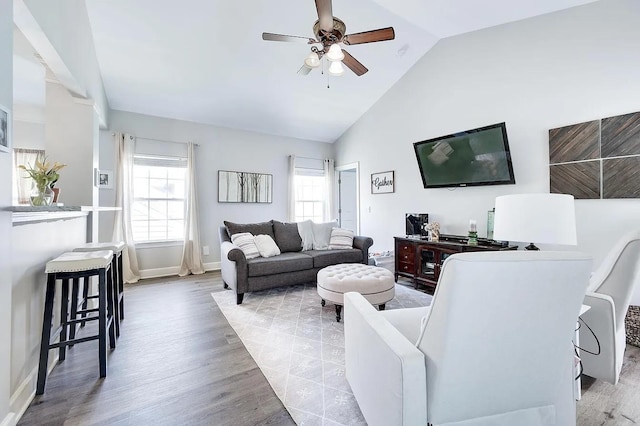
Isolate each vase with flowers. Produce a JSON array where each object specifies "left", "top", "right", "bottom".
[{"left": 19, "top": 157, "right": 66, "bottom": 206}]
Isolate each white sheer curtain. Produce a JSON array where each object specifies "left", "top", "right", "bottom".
[
  {"left": 13, "top": 148, "right": 44, "bottom": 204},
  {"left": 112, "top": 132, "right": 141, "bottom": 283},
  {"left": 287, "top": 155, "right": 296, "bottom": 222},
  {"left": 323, "top": 158, "right": 335, "bottom": 221},
  {"left": 179, "top": 142, "right": 204, "bottom": 276}
]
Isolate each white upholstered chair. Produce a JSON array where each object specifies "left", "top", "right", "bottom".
[
  {"left": 579, "top": 230, "right": 640, "bottom": 385},
  {"left": 344, "top": 251, "right": 592, "bottom": 426}
]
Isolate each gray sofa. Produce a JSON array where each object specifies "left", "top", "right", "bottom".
[{"left": 219, "top": 220, "right": 374, "bottom": 304}]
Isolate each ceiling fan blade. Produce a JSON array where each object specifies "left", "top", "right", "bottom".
[
  {"left": 298, "top": 65, "right": 313, "bottom": 75},
  {"left": 342, "top": 49, "right": 368, "bottom": 76},
  {"left": 262, "top": 32, "right": 316, "bottom": 44},
  {"left": 343, "top": 27, "right": 395, "bottom": 45},
  {"left": 315, "top": 0, "right": 334, "bottom": 33}
]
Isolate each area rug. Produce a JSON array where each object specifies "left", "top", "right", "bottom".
[{"left": 211, "top": 283, "right": 433, "bottom": 425}]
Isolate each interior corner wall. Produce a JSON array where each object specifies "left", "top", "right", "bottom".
[
  {"left": 101, "top": 110, "right": 333, "bottom": 273},
  {"left": 334, "top": 0, "right": 640, "bottom": 272},
  {"left": 0, "top": 0, "right": 14, "bottom": 423}
]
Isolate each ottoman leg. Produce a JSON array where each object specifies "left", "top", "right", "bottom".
[
  {"left": 321, "top": 299, "right": 326, "bottom": 307},
  {"left": 379, "top": 304, "right": 386, "bottom": 311},
  {"left": 335, "top": 304, "right": 342, "bottom": 322}
]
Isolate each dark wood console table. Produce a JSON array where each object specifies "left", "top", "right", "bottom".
[{"left": 395, "top": 235, "right": 517, "bottom": 290}]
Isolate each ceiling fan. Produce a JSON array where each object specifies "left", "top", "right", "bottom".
[{"left": 262, "top": 0, "right": 395, "bottom": 77}]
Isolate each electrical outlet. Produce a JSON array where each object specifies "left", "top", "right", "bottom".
[{"left": 202, "top": 245, "right": 210, "bottom": 256}]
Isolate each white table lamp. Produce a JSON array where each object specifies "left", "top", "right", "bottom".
[{"left": 493, "top": 193, "right": 577, "bottom": 250}]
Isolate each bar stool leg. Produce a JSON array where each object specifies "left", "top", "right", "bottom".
[
  {"left": 81, "top": 277, "right": 89, "bottom": 327},
  {"left": 111, "top": 256, "right": 120, "bottom": 338},
  {"left": 69, "top": 278, "right": 80, "bottom": 346},
  {"left": 59, "top": 278, "right": 70, "bottom": 362},
  {"left": 107, "top": 266, "right": 116, "bottom": 350},
  {"left": 118, "top": 253, "right": 124, "bottom": 320},
  {"left": 36, "top": 274, "right": 56, "bottom": 395},
  {"left": 98, "top": 269, "right": 108, "bottom": 378}
]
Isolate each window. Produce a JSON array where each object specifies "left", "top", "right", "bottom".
[
  {"left": 294, "top": 168, "right": 325, "bottom": 222},
  {"left": 132, "top": 155, "right": 187, "bottom": 243},
  {"left": 12, "top": 148, "right": 44, "bottom": 205}
]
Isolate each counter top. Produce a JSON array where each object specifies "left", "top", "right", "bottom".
[{"left": 7, "top": 205, "right": 120, "bottom": 224}]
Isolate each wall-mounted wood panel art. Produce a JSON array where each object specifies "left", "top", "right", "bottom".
[
  {"left": 550, "top": 162, "right": 600, "bottom": 199},
  {"left": 603, "top": 157, "right": 640, "bottom": 199},
  {"left": 549, "top": 121, "right": 599, "bottom": 164},
  {"left": 549, "top": 110, "right": 640, "bottom": 200},
  {"left": 601, "top": 112, "right": 640, "bottom": 157}
]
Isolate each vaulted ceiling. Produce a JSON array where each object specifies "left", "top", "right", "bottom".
[{"left": 14, "top": 0, "right": 598, "bottom": 142}]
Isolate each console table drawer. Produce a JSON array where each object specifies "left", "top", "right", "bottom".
[
  {"left": 398, "top": 261, "right": 415, "bottom": 273},
  {"left": 397, "top": 243, "right": 415, "bottom": 255},
  {"left": 397, "top": 251, "right": 415, "bottom": 263}
]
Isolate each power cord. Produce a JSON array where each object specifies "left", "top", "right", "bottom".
[{"left": 573, "top": 316, "right": 600, "bottom": 381}]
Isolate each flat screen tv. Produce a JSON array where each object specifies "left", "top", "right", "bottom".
[{"left": 413, "top": 122, "right": 516, "bottom": 189}]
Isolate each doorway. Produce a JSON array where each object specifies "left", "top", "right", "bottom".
[{"left": 336, "top": 162, "right": 360, "bottom": 234}]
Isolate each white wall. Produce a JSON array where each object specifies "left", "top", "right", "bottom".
[
  {"left": 101, "top": 110, "right": 333, "bottom": 274},
  {"left": 335, "top": 0, "right": 640, "bottom": 271},
  {"left": 12, "top": 120, "right": 44, "bottom": 150},
  {"left": 0, "top": 0, "right": 13, "bottom": 423}
]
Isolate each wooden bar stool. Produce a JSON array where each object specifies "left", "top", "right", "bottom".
[
  {"left": 36, "top": 250, "right": 116, "bottom": 395},
  {"left": 73, "top": 242, "right": 125, "bottom": 337}
]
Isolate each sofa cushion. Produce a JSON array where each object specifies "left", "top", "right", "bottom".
[
  {"left": 304, "top": 249, "right": 363, "bottom": 269},
  {"left": 273, "top": 220, "right": 303, "bottom": 252},
  {"left": 231, "top": 232, "right": 260, "bottom": 259},
  {"left": 224, "top": 220, "right": 274, "bottom": 239},
  {"left": 254, "top": 234, "right": 281, "bottom": 258},
  {"left": 312, "top": 220, "right": 338, "bottom": 250},
  {"left": 247, "top": 252, "right": 313, "bottom": 277},
  {"left": 329, "top": 228, "right": 355, "bottom": 250}
]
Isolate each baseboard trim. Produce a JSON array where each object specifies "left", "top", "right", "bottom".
[
  {"left": 0, "top": 412, "right": 16, "bottom": 426},
  {"left": 9, "top": 354, "right": 59, "bottom": 425},
  {"left": 139, "top": 262, "right": 220, "bottom": 280}
]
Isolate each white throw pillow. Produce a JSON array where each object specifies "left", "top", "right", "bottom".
[
  {"left": 297, "top": 220, "right": 314, "bottom": 251},
  {"left": 231, "top": 232, "right": 260, "bottom": 259},
  {"left": 312, "top": 220, "right": 338, "bottom": 250},
  {"left": 329, "top": 228, "right": 355, "bottom": 250},
  {"left": 254, "top": 234, "right": 281, "bottom": 258}
]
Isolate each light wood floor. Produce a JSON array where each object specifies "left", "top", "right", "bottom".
[
  {"left": 18, "top": 272, "right": 294, "bottom": 426},
  {"left": 18, "top": 272, "right": 640, "bottom": 425}
]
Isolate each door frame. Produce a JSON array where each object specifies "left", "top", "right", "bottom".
[{"left": 335, "top": 162, "right": 360, "bottom": 235}]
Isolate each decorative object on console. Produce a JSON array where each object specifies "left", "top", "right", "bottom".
[
  {"left": 493, "top": 193, "right": 577, "bottom": 250},
  {"left": 405, "top": 213, "right": 429, "bottom": 237},
  {"left": 218, "top": 170, "right": 273, "bottom": 203},
  {"left": 549, "top": 111, "right": 640, "bottom": 199},
  {"left": 467, "top": 219, "right": 478, "bottom": 246},
  {"left": 487, "top": 208, "right": 495, "bottom": 240},
  {"left": 371, "top": 170, "right": 394, "bottom": 194},
  {"left": 425, "top": 222, "right": 440, "bottom": 242}
]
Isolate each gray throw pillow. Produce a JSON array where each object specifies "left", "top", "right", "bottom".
[
  {"left": 273, "top": 221, "right": 303, "bottom": 252},
  {"left": 224, "top": 220, "right": 274, "bottom": 239}
]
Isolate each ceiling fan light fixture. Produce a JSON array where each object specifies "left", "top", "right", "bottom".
[
  {"left": 328, "top": 60, "right": 344, "bottom": 77},
  {"left": 304, "top": 51, "right": 321, "bottom": 68},
  {"left": 326, "top": 44, "right": 345, "bottom": 62}
]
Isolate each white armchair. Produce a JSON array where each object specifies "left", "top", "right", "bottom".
[
  {"left": 579, "top": 230, "right": 640, "bottom": 385},
  {"left": 345, "top": 251, "right": 592, "bottom": 426}
]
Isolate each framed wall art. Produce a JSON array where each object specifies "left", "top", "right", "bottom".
[
  {"left": 0, "top": 103, "right": 10, "bottom": 153},
  {"left": 218, "top": 170, "right": 273, "bottom": 203},
  {"left": 371, "top": 170, "right": 394, "bottom": 194}
]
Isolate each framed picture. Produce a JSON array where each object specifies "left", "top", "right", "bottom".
[
  {"left": 97, "top": 170, "right": 113, "bottom": 189},
  {"left": 218, "top": 170, "right": 273, "bottom": 203},
  {"left": 371, "top": 170, "right": 394, "bottom": 194},
  {"left": 0, "top": 103, "right": 10, "bottom": 153}
]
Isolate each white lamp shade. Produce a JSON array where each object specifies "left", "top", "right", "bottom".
[
  {"left": 304, "top": 52, "right": 320, "bottom": 68},
  {"left": 493, "top": 193, "right": 577, "bottom": 246},
  {"left": 328, "top": 60, "right": 344, "bottom": 76},
  {"left": 326, "top": 44, "right": 345, "bottom": 62}
]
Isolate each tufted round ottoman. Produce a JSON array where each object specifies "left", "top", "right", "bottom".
[{"left": 317, "top": 263, "right": 395, "bottom": 322}]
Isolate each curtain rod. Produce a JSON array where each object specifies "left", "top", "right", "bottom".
[{"left": 111, "top": 133, "right": 199, "bottom": 146}]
